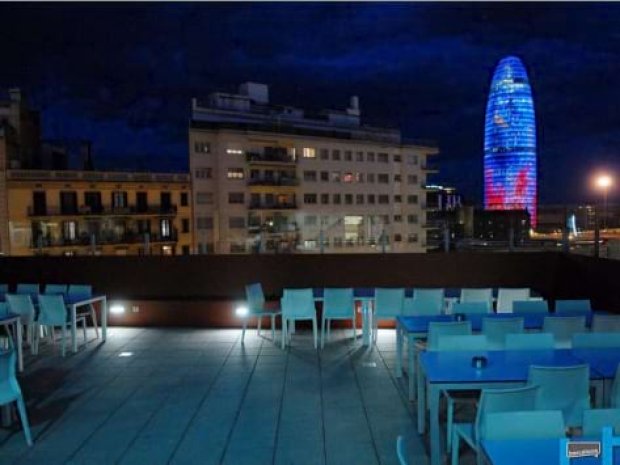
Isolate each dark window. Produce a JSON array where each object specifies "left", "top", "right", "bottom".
[
  {"left": 161, "top": 192, "right": 172, "bottom": 211},
  {"left": 345, "top": 194, "right": 353, "bottom": 205},
  {"left": 111, "top": 191, "right": 128, "bottom": 209},
  {"left": 136, "top": 192, "right": 148, "bottom": 213},
  {"left": 320, "top": 193, "right": 329, "bottom": 204},
  {"left": 84, "top": 191, "right": 102, "bottom": 213},
  {"left": 182, "top": 245, "right": 190, "bottom": 255},
  {"left": 228, "top": 192, "right": 245, "bottom": 204},
  {"left": 182, "top": 218, "right": 190, "bottom": 233},
  {"left": 32, "top": 191, "right": 46, "bottom": 216},
  {"left": 180, "top": 192, "right": 188, "bottom": 207},
  {"left": 60, "top": 191, "right": 78, "bottom": 215},
  {"left": 304, "top": 194, "right": 317, "bottom": 204}
]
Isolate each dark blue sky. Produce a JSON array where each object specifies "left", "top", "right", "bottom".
[{"left": 1, "top": 2, "right": 618, "bottom": 205}]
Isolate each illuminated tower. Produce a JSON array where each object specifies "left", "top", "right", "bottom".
[{"left": 484, "top": 56, "right": 537, "bottom": 227}]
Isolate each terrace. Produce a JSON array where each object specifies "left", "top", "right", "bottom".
[{"left": 0, "top": 252, "right": 618, "bottom": 465}]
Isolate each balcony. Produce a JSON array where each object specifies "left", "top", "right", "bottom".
[
  {"left": 245, "top": 152, "right": 297, "bottom": 165},
  {"left": 248, "top": 177, "right": 299, "bottom": 187},
  {"left": 31, "top": 231, "right": 178, "bottom": 248},
  {"left": 248, "top": 201, "right": 297, "bottom": 210},
  {"left": 28, "top": 205, "right": 178, "bottom": 217}
]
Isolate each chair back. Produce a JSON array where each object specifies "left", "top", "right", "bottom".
[
  {"left": 496, "top": 288, "right": 530, "bottom": 313},
  {"left": 0, "top": 303, "right": 8, "bottom": 317},
  {"left": 37, "top": 294, "right": 68, "bottom": 325},
  {"left": 323, "top": 288, "right": 354, "bottom": 319},
  {"left": 68, "top": 284, "right": 93, "bottom": 301},
  {"left": 16, "top": 284, "right": 39, "bottom": 297},
  {"left": 5, "top": 294, "right": 36, "bottom": 323},
  {"left": 555, "top": 299, "right": 591, "bottom": 313},
  {"left": 591, "top": 315, "right": 620, "bottom": 333},
  {"left": 374, "top": 288, "right": 404, "bottom": 318},
  {"left": 505, "top": 332, "right": 554, "bottom": 350},
  {"left": 452, "top": 302, "right": 490, "bottom": 315},
  {"left": 0, "top": 350, "right": 21, "bottom": 404},
  {"left": 482, "top": 317, "right": 524, "bottom": 348},
  {"left": 396, "top": 436, "right": 408, "bottom": 465},
  {"left": 44, "top": 284, "right": 68, "bottom": 296},
  {"left": 435, "top": 335, "right": 487, "bottom": 352},
  {"left": 612, "top": 365, "right": 620, "bottom": 408},
  {"left": 582, "top": 409, "right": 620, "bottom": 436},
  {"left": 476, "top": 385, "right": 539, "bottom": 441},
  {"left": 245, "top": 283, "right": 265, "bottom": 312},
  {"left": 528, "top": 364, "right": 590, "bottom": 427},
  {"left": 0, "top": 284, "right": 8, "bottom": 297},
  {"left": 281, "top": 289, "right": 316, "bottom": 319},
  {"left": 543, "top": 316, "right": 586, "bottom": 347},
  {"left": 572, "top": 333, "right": 620, "bottom": 349},
  {"left": 460, "top": 288, "right": 493, "bottom": 311},
  {"left": 427, "top": 321, "right": 471, "bottom": 350},
  {"left": 409, "top": 288, "right": 444, "bottom": 316},
  {"left": 483, "top": 410, "right": 566, "bottom": 440},
  {"left": 513, "top": 300, "right": 549, "bottom": 314}
]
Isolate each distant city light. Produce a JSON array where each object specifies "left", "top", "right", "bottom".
[
  {"left": 595, "top": 174, "right": 613, "bottom": 189},
  {"left": 110, "top": 304, "right": 125, "bottom": 314},
  {"left": 235, "top": 306, "right": 249, "bottom": 317}
]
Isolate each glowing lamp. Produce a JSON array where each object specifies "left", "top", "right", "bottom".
[
  {"left": 596, "top": 175, "right": 612, "bottom": 189},
  {"left": 110, "top": 304, "right": 125, "bottom": 315},
  {"left": 235, "top": 306, "right": 249, "bottom": 317}
]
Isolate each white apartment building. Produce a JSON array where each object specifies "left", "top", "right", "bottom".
[{"left": 189, "top": 82, "right": 438, "bottom": 254}]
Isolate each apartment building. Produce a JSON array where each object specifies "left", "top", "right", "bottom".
[
  {"left": 189, "top": 82, "right": 438, "bottom": 254},
  {"left": 0, "top": 89, "right": 192, "bottom": 256}
]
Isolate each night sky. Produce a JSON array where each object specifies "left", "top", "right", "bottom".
[{"left": 1, "top": 2, "right": 618, "bottom": 205}]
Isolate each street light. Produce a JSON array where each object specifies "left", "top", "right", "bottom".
[{"left": 595, "top": 174, "right": 613, "bottom": 230}]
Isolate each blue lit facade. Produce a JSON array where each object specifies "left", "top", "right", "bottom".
[{"left": 484, "top": 56, "right": 537, "bottom": 227}]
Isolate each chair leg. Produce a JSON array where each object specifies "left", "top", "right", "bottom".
[
  {"left": 321, "top": 315, "right": 325, "bottom": 349},
  {"left": 352, "top": 311, "right": 356, "bottom": 339},
  {"left": 327, "top": 319, "right": 331, "bottom": 341},
  {"left": 447, "top": 397, "right": 454, "bottom": 452},
  {"left": 451, "top": 429, "right": 460, "bottom": 465},
  {"left": 271, "top": 315, "right": 275, "bottom": 341},
  {"left": 61, "top": 326, "right": 66, "bottom": 357},
  {"left": 82, "top": 319, "right": 87, "bottom": 343},
  {"left": 257, "top": 315, "right": 262, "bottom": 336},
  {"left": 281, "top": 318, "right": 287, "bottom": 350},
  {"left": 241, "top": 318, "right": 247, "bottom": 344},
  {"left": 15, "top": 397, "right": 33, "bottom": 446},
  {"left": 312, "top": 317, "right": 318, "bottom": 349},
  {"left": 90, "top": 304, "right": 99, "bottom": 339}
]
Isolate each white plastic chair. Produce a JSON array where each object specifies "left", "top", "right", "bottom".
[
  {"left": 0, "top": 350, "right": 32, "bottom": 446},
  {"left": 36, "top": 294, "right": 87, "bottom": 356},
  {"left": 496, "top": 288, "right": 530, "bottom": 313},
  {"left": 281, "top": 289, "right": 318, "bottom": 349},
  {"left": 6, "top": 294, "right": 36, "bottom": 354},
  {"left": 460, "top": 288, "right": 493, "bottom": 312},
  {"left": 68, "top": 285, "right": 100, "bottom": 339},
  {"left": 321, "top": 288, "right": 355, "bottom": 348}
]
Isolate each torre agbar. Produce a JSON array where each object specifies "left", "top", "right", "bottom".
[{"left": 483, "top": 56, "right": 537, "bottom": 227}]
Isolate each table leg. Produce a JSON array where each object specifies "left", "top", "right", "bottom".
[
  {"left": 395, "top": 322, "right": 403, "bottom": 377},
  {"left": 593, "top": 379, "right": 605, "bottom": 408},
  {"left": 417, "top": 363, "right": 426, "bottom": 433},
  {"left": 15, "top": 321, "right": 23, "bottom": 373},
  {"left": 428, "top": 384, "right": 442, "bottom": 465},
  {"left": 408, "top": 334, "right": 415, "bottom": 401},
  {"left": 102, "top": 297, "right": 108, "bottom": 342},
  {"left": 362, "top": 302, "right": 370, "bottom": 347},
  {"left": 71, "top": 304, "right": 78, "bottom": 353}
]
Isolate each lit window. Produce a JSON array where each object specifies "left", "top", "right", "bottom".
[
  {"left": 226, "top": 148, "right": 244, "bottom": 155},
  {"left": 303, "top": 240, "right": 317, "bottom": 249},
  {"left": 343, "top": 172, "right": 354, "bottom": 183},
  {"left": 227, "top": 168, "right": 245, "bottom": 180},
  {"left": 303, "top": 147, "right": 316, "bottom": 159}
]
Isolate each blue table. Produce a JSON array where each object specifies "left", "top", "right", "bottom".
[
  {"left": 418, "top": 348, "right": 606, "bottom": 465},
  {"left": 482, "top": 438, "right": 620, "bottom": 465},
  {"left": 573, "top": 348, "right": 620, "bottom": 406}
]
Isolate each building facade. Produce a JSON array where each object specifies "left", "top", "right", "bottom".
[
  {"left": 189, "top": 82, "right": 438, "bottom": 254},
  {"left": 484, "top": 56, "right": 538, "bottom": 227},
  {"left": 0, "top": 89, "right": 192, "bottom": 256}
]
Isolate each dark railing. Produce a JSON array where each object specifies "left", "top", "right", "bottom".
[
  {"left": 247, "top": 222, "right": 299, "bottom": 234},
  {"left": 245, "top": 152, "right": 297, "bottom": 164},
  {"left": 248, "top": 201, "right": 297, "bottom": 210},
  {"left": 248, "top": 178, "right": 299, "bottom": 187},
  {"left": 31, "top": 231, "right": 178, "bottom": 248},
  {"left": 28, "top": 205, "right": 178, "bottom": 217}
]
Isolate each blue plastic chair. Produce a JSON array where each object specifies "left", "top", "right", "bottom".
[
  {"left": 460, "top": 288, "right": 493, "bottom": 312},
  {"left": 451, "top": 384, "right": 539, "bottom": 465},
  {"left": 67, "top": 284, "right": 99, "bottom": 339},
  {"left": 481, "top": 317, "right": 524, "bottom": 349},
  {"left": 44, "top": 284, "right": 68, "bottom": 296},
  {"left": 36, "top": 294, "right": 87, "bottom": 356},
  {"left": 572, "top": 333, "right": 620, "bottom": 349},
  {"left": 582, "top": 409, "right": 620, "bottom": 436},
  {"left": 427, "top": 321, "right": 472, "bottom": 350},
  {"left": 321, "top": 288, "right": 355, "bottom": 348},
  {"left": 373, "top": 288, "right": 404, "bottom": 342},
  {"left": 483, "top": 410, "right": 566, "bottom": 440},
  {"left": 6, "top": 294, "right": 36, "bottom": 354},
  {"left": 0, "top": 350, "right": 32, "bottom": 446},
  {"left": 496, "top": 288, "right": 530, "bottom": 313},
  {"left": 407, "top": 288, "right": 445, "bottom": 316},
  {"left": 452, "top": 302, "right": 490, "bottom": 315},
  {"left": 591, "top": 314, "right": 620, "bottom": 333},
  {"left": 243, "top": 283, "right": 281, "bottom": 343},
  {"left": 435, "top": 335, "right": 488, "bottom": 352},
  {"left": 0, "top": 284, "right": 8, "bottom": 299},
  {"left": 555, "top": 299, "right": 591, "bottom": 313},
  {"left": 513, "top": 299, "right": 549, "bottom": 314},
  {"left": 528, "top": 364, "right": 590, "bottom": 427},
  {"left": 16, "top": 284, "right": 40, "bottom": 303},
  {"left": 281, "top": 289, "right": 317, "bottom": 349},
  {"left": 505, "top": 332, "right": 555, "bottom": 350},
  {"left": 543, "top": 316, "right": 586, "bottom": 348},
  {"left": 396, "top": 435, "right": 408, "bottom": 465},
  {"left": 612, "top": 366, "right": 620, "bottom": 408}
]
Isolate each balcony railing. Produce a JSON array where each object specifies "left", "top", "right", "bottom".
[
  {"left": 31, "top": 231, "right": 178, "bottom": 248},
  {"left": 248, "top": 178, "right": 299, "bottom": 187},
  {"left": 247, "top": 222, "right": 299, "bottom": 234},
  {"left": 249, "top": 201, "right": 297, "bottom": 210},
  {"left": 245, "top": 152, "right": 297, "bottom": 164},
  {"left": 28, "top": 205, "right": 178, "bottom": 217}
]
